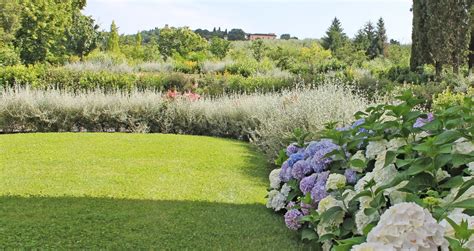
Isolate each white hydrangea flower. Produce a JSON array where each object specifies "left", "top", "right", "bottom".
[
  {"left": 355, "top": 171, "right": 374, "bottom": 193},
  {"left": 351, "top": 242, "right": 396, "bottom": 251},
  {"left": 322, "top": 241, "right": 332, "bottom": 251},
  {"left": 317, "top": 195, "right": 342, "bottom": 213},
  {"left": 269, "top": 168, "right": 282, "bottom": 189},
  {"left": 373, "top": 153, "right": 387, "bottom": 171},
  {"left": 387, "top": 138, "right": 407, "bottom": 152},
  {"left": 355, "top": 209, "right": 379, "bottom": 235},
  {"left": 350, "top": 150, "right": 367, "bottom": 173},
  {"left": 452, "top": 140, "right": 474, "bottom": 155},
  {"left": 280, "top": 183, "right": 291, "bottom": 197},
  {"left": 266, "top": 190, "right": 286, "bottom": 211},
  {"left": 326, "top": 173, "right": 347, "bottom": 191},
  {"left": 365, "top": 140, "right": 388, "bottom": 160},
  {"left": 343, "top": 189, "right": 356, "bottom": 208},
  {"left": 366, "top": 203, "right": 448, "bottom": 250},
  {"left": 440, "top": 212, "right": 474, "bottom": 250},
  {"left": 436, "top": 169, "right": 450, "bottom": 182},
  {"left": 388, "top": 190, "right": 407, "bottom": 205},
  {"left": 443, "top": 177, "right": 474, "bottom": 205},
  {"left": 468, "top": 162, "right": 474, "bottom": 175},
  {"left": 415, "top": 131, "right": 431, "bottom": 141},
  {"left": 373, "top": 164, "right": 397, "bottom": 186}
]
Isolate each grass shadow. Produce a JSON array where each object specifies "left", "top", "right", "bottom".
[{"left": 0, "top": 196, "right": 306, "bottom": 249}]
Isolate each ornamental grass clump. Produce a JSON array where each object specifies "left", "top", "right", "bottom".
[{"left": 267, "top": 92, "right": 474, "bottom": 250}]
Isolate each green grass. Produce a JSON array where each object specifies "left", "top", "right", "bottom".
[{"left": 0, "top": 133, "right": 304, "bottom": 249}]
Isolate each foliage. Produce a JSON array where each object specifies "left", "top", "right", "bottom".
[
  {"left": 266, "top": 92, "right": 474, "bottom": 250},
  {"left": 227, "top": 28, "right": 246, "bottom": 41},
  {"left": 158, "top": 26, "right": 208, "bottom": 60},
  {"left": 250, "top": 39, "right": 267, "bottom": 62},
  {"left": 209, "top": 37, "right": 231, "bottom": 59}
]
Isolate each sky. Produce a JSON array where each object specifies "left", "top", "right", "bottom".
[{"left": 83, "top": 0, "right": 413, "bottom": 43}]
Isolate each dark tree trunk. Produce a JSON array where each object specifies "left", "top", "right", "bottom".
[{"left": 469, "top": 29, "right": 474, "bottom": 70}]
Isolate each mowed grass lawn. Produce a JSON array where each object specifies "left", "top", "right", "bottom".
[{"left": 0, "top": 133, "right": 304, "bottom": 249}]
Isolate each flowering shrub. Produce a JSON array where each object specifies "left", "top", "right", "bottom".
[{"left": 267, "top": 91, "right": 474, "bottom": 250}]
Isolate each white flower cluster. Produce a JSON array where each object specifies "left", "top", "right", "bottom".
[
  {"left": 269, "top": 168, "right": 282, "bottom": 189},
  {"left": 354, "top": 203, "right": 448, "bottom": 251},
  {"left": 326, "top": 173, "right": 346, "bottom": 191},
  {"left": 365, "top": 140, "right": 387, "bottom": 160},
  {"left": 266, "top": 184, "right": 291, "bottom": 211}
]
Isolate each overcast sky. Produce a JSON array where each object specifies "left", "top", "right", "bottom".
[{"left": 83, "top": 0, "right": 413, "bottom": 43}]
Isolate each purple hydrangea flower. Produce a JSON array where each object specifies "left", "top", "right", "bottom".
[
  {"left": 299, "top": 173, "right": 318, "bottom": 194},
  {"left": 300, "top": 202, "right": 313, "bottom": 215},
  {"left": 311, "top": 140, "right": 339, "bottom": 171},
  {"left": 287, "top": 153, "right": 305, "bottom": 167},
  {"left": 284, "top": 209, "right": 303, "bottom": 230},
  {"left": 310, "top": 171, "right": 329, "bottom": 204},
  {"left": 291, "top": 160, "right": 313, "bottom": 180},
  {"left": 286, "top": 143, "right": 300, "bottom": 157},
  {"left": 286, "top": 201, "right": 296, "bottom": 210},
  {"left": 344, "top": 169, "right": 357, "bottom": 184},
  {"left": 279, "top": 161, "right": 292, "bottom": 182},
  {"left": 413, "top": 113, "right": 434, "bottom": 128}
]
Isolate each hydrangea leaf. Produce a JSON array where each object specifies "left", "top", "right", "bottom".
[
  {"left": 454, "top": 177, "right": 474, "bottom": 201},
  {"left": 300, "top": 228, "right": 318, "bottom": 241}
]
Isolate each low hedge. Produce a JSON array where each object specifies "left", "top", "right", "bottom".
[{"left": 0, "top": 65, "right": 296, "bottom": 94}]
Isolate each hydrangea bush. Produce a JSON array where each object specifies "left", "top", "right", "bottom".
[{"left": 267, "top": 92, "right": 474, "bottom": 250}]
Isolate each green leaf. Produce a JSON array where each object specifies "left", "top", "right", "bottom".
[
  {"left": 439, "top": 176, "right": 464, "bottom": 189},
  {"left": 275, "top": 149, "right": 288, "bottom": 166},
  {"left": 364, "top": 207, "right": 377, "bottom": 216},
  {"left": 396, "top": 158, "right": 414, "bottom": 168},
  {"left": 320, "top": 206, "right": 343, "bottom": 224},
  {"left": 445, "top": 237, "right": 468, "bottom": 251},
  {"left": 350, "top": 190, "right": 372, "bottom": 204},
  {"left": 333, "top": 237, "right": 366, "bottom": 251},
  {"left": 318, "top": 233, "right": 335, "bottom": 242},
  {"left": 452, "top": 154, "right": 474, "bottom": 167},
  {"left": 434, "top": 130, "right": 462, "bottom": 145},
  {"left": 402, "top": 172, "right": 436, "bottom": 193},
  {"left": 406, "top": 157, "right": 432, "bottom": 176},
  {"left": 454, "top": 178, "right": 474, "bottom": 201},
  {"left": 434, "top": 154, "right": 452, "bottom": 169},
  {"left": 362, "top": 223, "right": 375, "bottom": 236},
  {"left": 301, "top": 228, "right": 318, "bottom": 241},
  {"left": 451, "top": 198, "right": 474, "bottom": 209},
  {"left": 350, "top": 159, "right": 366, "bottom": 168},
  {"left": 384, "top": 151, "right": 396, "bottom": 167}
]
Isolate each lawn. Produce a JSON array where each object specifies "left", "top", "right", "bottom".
[{"left": 0, "top": 133, "right": 304, "bottom": 249}]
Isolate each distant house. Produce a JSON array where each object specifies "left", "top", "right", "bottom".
[{"left": 247, "top": 33, "right": 277, "bottom": 41}]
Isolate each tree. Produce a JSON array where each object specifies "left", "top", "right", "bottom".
[
  {"left": 143, "top": 35, "right": 160, "bottom": 61},
  {"left": 410, "top": 0, "right": 432, "bottom": 71},
  {"left": 158, "top": 26, "right": 208, "bottom": 60},
  {"left": 375, "top": 17, "right": 388, "bottom": 57},
  {"left": 66, "top": 13, "right": 99, "bottom": 59},
  {"left": 449, "top": 0, "right": 470, "bottom": 73},
  {"left": 280, "top": 34, "right": 291, "bottom": 40},
  {"left": 107, "top": 21, "right": 120, "bottom": 53},
  {"left": 210, "top": 36, "right": 231, "bottom": 59},
  {"left": 250, "top": 39, "right": 267, "bottom": 61},
  {"left": 15, "top": 0, "right": 76, "bottom": 64},
  {"left": 321, "top": 17, "right": 348, "bottom": 54},
  {"left": 353, "top": 22, "right": 377, "bottom": 59},
  {"left": 228, "top": 28, "right": 246, "bottom": 41}
]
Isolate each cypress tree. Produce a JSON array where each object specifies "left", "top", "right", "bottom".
[
  {"left": 410, "top": 0, "right": 431, "bottom": 71},
  {"left": 107, "top": 20, "right": 120, "bottom": 53},
  {"left": 375, "top": 18, "right": 388, "bottom": 57}
]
